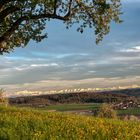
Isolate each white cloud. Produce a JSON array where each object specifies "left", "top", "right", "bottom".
[
  {"left": 14, "top": 66, "right": 30, "bottom": 71},
  {"left": 88, "top": 71, "right": 96, "bottom": 73},
  {"left": 31, "top": 63, "right": 58, "bottom": 67},
  {"left": 134, "top": 46, "right": 140, "bottom": 50},
  {"left": 120, "top": 45, "right": 140, "bottom": 53}
]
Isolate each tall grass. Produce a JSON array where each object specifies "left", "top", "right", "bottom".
[{"left": 0, "top": 106, "right": 140, "bottom": 140}]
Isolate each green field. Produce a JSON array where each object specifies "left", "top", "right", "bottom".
[
  {"left": 117, "top": 107, "right": 140, "bottom": 115},
  {"left": 0, "top": 106, "right": 140, "bottom": 140},
  {"left": 44, "top": 103, "right": 100, "bottom": 111},
  {"left": 40, "top": 103, "right": 140, "bottom": 115}
]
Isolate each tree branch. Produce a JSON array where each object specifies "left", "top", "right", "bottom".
[
  {"left": 66, "top": 0, "right": 73, "bottom": 17},
  {"left": 0, "top": 0, "right": 16, "bottom": 10},
  {"left": 0, "top": 6, "right": 20, "bottom": 23},
  {"left": 0, "top": 12, "right": 71, "bottom": 46},
  {"left": 54, "top": 0, "right": 57, "bottom": 15}
]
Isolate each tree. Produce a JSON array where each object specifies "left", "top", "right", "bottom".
[{"left": 0, "top": 0, "right": 122, "bottom": 54}]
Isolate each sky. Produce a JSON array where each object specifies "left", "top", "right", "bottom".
[{"left": 0, "top": 0, "right": 140, "bottom": 94}]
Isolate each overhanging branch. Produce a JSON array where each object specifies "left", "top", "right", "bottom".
[{"left": 0, "top": 12, "right": 71, "bottom": 46}]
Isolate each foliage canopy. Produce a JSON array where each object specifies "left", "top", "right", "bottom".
[{"left": 0, "top": 0, "right": 122, "bottom": 54}]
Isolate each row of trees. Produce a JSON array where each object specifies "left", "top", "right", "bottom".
[{"left": 9, "top": 91, "right": 131, "bottom": 105}]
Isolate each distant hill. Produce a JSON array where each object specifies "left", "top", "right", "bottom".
[
  {"left": 9, "top": 88, "right": 140, "bottom": 107},
  {"left": 111, "top": 88, "right": 140, "bottom": 97}
]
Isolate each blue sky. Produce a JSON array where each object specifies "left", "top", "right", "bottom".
[{"left": 0, "top": 0, "right": 140, "bottom": 94}]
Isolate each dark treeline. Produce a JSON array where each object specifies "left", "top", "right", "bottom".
[{"left": 9, "top": 88, "right": 140, "bottom": 107}]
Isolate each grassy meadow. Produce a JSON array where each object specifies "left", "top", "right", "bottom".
[
  {"left": 117, "top": 107, "right": 140, "bottom": 115},
  {"left": 0, "top": 106, "right": 140, "bottom": 140},
  {"left": 43, "top": 103, "right": 100, "bottom": 111},
  {"left": 38, "top": 103, "right": 140, "bottom": 116}
]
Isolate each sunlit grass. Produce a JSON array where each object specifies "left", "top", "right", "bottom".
[{"left": 0, "top": 106, "right": 140, "bottom": 140}]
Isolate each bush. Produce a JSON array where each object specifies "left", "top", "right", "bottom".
[
  {"left": 97, "top": 103, "right": 117, "bottom": 119},
  {"left": 0, "top": 89, "right": 8, "bottom": 106},
  {"left": 124, "top": 115, "right": 139, "bottom": 121}
]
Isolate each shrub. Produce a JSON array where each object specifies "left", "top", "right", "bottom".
[
  {"left": 0, "top": 89, "right": 8, "bottom": 106},
  {"left": 124, "top": 115, "right": 139, "bottom": 121},
  {"left": 97, "top": 103, "right": 117, "bottom": 119}
]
